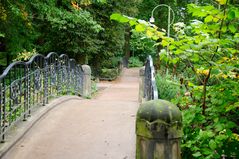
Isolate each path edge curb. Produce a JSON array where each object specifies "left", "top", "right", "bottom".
[{"left": 0, "top": 96, "right": 83, "bottom": 159}]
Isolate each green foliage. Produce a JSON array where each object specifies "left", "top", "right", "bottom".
[
  {"left": 0, "top": 1, "right": 39, "bottom": 56},
  {"left": 85, "top": 0, "right": 142, "bottom": 74},
  {"left": 110, "top": 13, "right": 166, "bottom": 41},
  {"left": 31, "top": 1, "right": 103, "bottom": 56},
  {"left": 181, "top": 85, "right": 239, "bottom": 158},
  {"left": 0, "top": 52, "right": 7, "bottom": 66},
  {"left": 128, "top": 57, "right": 143, "bottom": 67},
  {"left": 91, "top": 79, "right": 98, "bottom": 96},
  {"left": 100, "top": 68, "right": 119, "bottom": 80},
  {"left": 114, "top": 0, "right": 239, "bottom": 158},
  {"left": 13, "top": 49, "right": 37, "bottom": 61},
  {"left": 0, "top": 0, "right": 148, "bottom": 82},
  {"left": 99, "top": 56, "right": 122, "bottom": 79},
  {"left": 0, "top": 0, "right": 104, "bottom": 64},
  {"left": 155, "top": 2, "right": 239, "bottom": 158},
  {"left": 101, "top": 57, "right": 122, "bottom": 69},
  {"left": 0, "top": 0, "right": 142, "bottom": 75},
  {"left": 130, "top": 30, "right": 156, "bottom": 61},
  {"left": 155, "top": 74, "right": 183, "bottom": 101}
]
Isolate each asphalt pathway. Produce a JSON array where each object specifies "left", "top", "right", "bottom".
[{"left": 2, "top": 68, "right": 139, "bottom": 159}]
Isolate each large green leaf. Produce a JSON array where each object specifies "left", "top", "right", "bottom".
[
  {"left": 192, "top": 152, "right": 202, "bottom": 157},
  {"left": 110, "top": 13, "right": 129, "bottom": 23},
  {"left": 229, "top": 24, "right": 237, "bottom": 33},
  {"left": 205, "top": 15, "right": 213, "bottom": 23},
  {"left": 0, "top": 33, "right": 4, "bottom": 37},
  {"left": 96, "top": 0, "right": 107, "bottom": 3},
  {"left": 135, "top": 24, "right": 145, "bottom": 32},
  {"left": 216, "top": 0, "right": 227, "bottom": 5},
  {"left": 228, "top": 10, "right": 236, "bottom": 20},
  {"left": 209, "top": 139, "right": 217, "bottom": 150}
]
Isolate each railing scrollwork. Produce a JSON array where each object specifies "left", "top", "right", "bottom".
[{"left": 0, "top": 52, "right": 84, "bottom": 142}]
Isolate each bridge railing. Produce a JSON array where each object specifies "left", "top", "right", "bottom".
[
  {"left": 141, "top": 55, "right": 158, "bottom": 101},
  {"left": 0, "top": 52, "right": 85, "bottom": 142}
]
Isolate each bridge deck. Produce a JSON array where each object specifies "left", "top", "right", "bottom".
[{"left": 2, "top": 68, "right": 139, "bottom": 159}]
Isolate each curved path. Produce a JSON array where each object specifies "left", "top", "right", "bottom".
[{"left": 2, "top": 68, "right": 139, "bottom": 159}]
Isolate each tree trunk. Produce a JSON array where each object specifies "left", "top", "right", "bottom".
[
  {"left": 172, "top": 64, "right": 177, "bottom": 77},
  {"left": 123, "top": 25, "right": 131, "bottom": 68},
  {"left": 202, "top": 70, "right": 211, "bottom": 115},
  {"left": 155, "top": 44, "right": 162, "bottom": 70}
]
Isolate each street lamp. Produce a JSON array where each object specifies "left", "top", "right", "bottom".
[
  {"left": 149, "top": 4, "right": 175, "bottom": 39},
  {"left": 149, "top": 4, "right": 175, "bottom": 75}
]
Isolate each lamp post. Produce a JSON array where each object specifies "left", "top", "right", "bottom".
[
  {"left": 149, "top": 4, "right": 175, "bottom": 75},
  {"left": 149, "top": 4, "right": 175, "bottom": 42}
]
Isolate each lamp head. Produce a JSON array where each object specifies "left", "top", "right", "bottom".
[{"left": 149, "top": 16, "right": 155, "bottom": 23}]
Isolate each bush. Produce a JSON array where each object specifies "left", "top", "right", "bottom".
[
  {"left": 100, "top": 68, "right": 119, "bottom": 80},
  {"left": 128, "top": 57, "right": 143, "bottom": 67},
  {"left": 101, "top": 57, "right": 122, "bottom": 69},
  {"left": 155, "top": 74, "right": 184, "bottom": 101}
]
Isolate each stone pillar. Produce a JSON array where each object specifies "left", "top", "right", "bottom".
[
  {"left": 138, "top": 67, "right": 145, "bottom": 103},
  {"left": 82, "top": 65, "right": 91, "bottom": 98},
  {"left": 136, "top": 100, "right": 183, "bottom": 159},
  {"left": 118, "top": 60, "right": 123, "bottom": 74}
]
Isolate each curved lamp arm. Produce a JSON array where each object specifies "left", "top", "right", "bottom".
[{"left": 150, "top": 4, "right": 175, "bottom": 26}]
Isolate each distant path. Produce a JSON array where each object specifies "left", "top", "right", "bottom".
[{"left": 2, "top": 68, "right": 139, "bottom": 159}]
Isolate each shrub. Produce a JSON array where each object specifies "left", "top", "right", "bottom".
[
  {"left": 100, "top": 68, "right": 118, "bottom": 80},
  {"left": 101, "top": 57, "right": 122, "bottom": 69},
  {"left": 155, "top": 74, "right": 184, "bottom": 101},
  {"left": 128, "top": 57, "right": 143, "bottom": 67}
]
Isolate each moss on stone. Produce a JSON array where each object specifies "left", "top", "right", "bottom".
[
  {"left": 136, "top": 99, "right": 183, "bottom": 139},
  {"left": 136, "top": 100, "right": 182, "bottom": 158}
]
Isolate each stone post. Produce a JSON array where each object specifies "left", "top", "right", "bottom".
[
  {"left": 82, "top": 65, "right": 91, "bottom": 98},
  {"left": 118, "top": 60, "right": 123, "bottom": 75},
  {"left": 136, "top": 99, "right": 183, "bottom": 159},
  {"left": 138, "top": 67, "right": 145, "bottom": 103}
]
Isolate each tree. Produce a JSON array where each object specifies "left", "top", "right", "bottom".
[
  {"left": 84, "top": 0, "right": 142, "bottom": 69},
  {"left": 0, "top": 0, "right": 103, "bottom": 66}
]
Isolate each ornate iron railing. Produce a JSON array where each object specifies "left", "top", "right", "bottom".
[
  {"left": 0, "top": 52, "right": 83, "bottom": 142},
  {"left": 144, "top": 55, "right": 158, "bottom": 101}
]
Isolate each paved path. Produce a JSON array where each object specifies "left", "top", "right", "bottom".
[{"left": 2, "top": 68, "right": 139, "bottom": 159}]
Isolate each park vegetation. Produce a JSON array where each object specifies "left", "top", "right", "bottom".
[
  {"left": 0, "top": 0, "right": 141, "bottom": 76},
  {"left": 0, "top": 0, "right": 239, "bottom": 158},
  {"left": 111, "top": 0, "right": 239, "bottom": 158}
]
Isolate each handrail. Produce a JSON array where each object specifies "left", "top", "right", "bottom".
[
  {"left": 144, "top": 55, "right": 158, "bottom": 101},
  {"left": 0, "top": 52, "right": 84, "bottom": 142}
]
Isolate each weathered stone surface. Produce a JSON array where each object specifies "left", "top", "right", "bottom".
[
  {"left": 136, "top": 99, "right": 182, "bottom": 159},
  {"left": 82, "top": 65, "right": 91, "bottom": 97},
  {"left": 139, "top": 66, "right": 145, "bottom": 76},
  {"left": 82, "top": 64, "right": 91, "bottom": 75},
  {"left": 138, "top": 67, "right": 145, "bottom": 103},
  {"left": 136, "top": 99, "right": 182, "bottom": 139}
]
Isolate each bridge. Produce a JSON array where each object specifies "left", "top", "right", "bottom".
[
  {"left": 0, "top": 53, "right": 184, "bottom": 159},
  {"left": 0, "top": 52, "right": 140, "bottom": 159}
]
